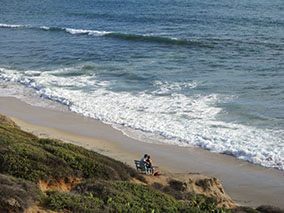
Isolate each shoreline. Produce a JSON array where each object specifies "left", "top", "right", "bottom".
[{"left": 0, "top": 96, "right": 283, "bottom": 208}]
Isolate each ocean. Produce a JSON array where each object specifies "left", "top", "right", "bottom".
[{"left": 0, "top": 0, "right": 283, "bottom": 170}]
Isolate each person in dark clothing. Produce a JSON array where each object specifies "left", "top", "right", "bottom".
[{"left": 146, "top": 155, "right": 155, "bottom": 175}]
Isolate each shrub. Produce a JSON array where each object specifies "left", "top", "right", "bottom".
[
  {"left": 0, "top": 174, "right": 43, "bottom": 213},
  {"left": 72, "top": 179, "right": 181, "bottom": 212},
  {"left": 72, "top": 179, "right": 230, "bottom": 213},
  {"left": 44, "top": 190, "right": 104, "bottom": 213},
  {"left": 0, "top": 122, "right": 145, "bottom": 183}
]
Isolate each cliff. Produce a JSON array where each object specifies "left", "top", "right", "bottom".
[{"left": 0, "top": 114, "right": 281, "bottom": 213}]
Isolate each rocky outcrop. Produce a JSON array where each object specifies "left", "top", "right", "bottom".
[
  {"left": 145, "top": 171, "right": 237, "bottom": 209},
  {"left": 182, "top": 174, "right": 236, "bottom": 208}
]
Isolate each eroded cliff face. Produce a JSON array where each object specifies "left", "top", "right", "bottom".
[
  {"left": 144, "top": 172, "right": 237, "bottom": 209},
  {"left": 38, "top": 177, "right": 82, "bottom": 192},
  {"left": 178, "top": 174, "right": 236, "bottom": 208}
]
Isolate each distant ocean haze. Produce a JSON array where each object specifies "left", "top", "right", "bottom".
[{"left": 0, "top": 0, "right": 283, "bottom": 170}]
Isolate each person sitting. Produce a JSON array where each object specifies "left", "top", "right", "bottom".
[
  {"left": 146, "top": 155, "right": 155, "bottom": 175},
  {"left": 140, "top": 154, "right": 148, "bottom": 164}
]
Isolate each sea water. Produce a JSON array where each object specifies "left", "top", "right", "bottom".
[{"left": 0, "top": 0, "right": 283, "bottom": 170}]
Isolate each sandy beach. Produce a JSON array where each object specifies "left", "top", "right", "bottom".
[{"left": 0, "top": 96, "right": 283, "bottom": 208}]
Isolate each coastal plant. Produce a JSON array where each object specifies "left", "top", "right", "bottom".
[
  {"left": 72, "top": 179, "right": 181, "bottom": 212},
  {"left": 44, "top": 190, "right": 104, "bottom": 212},
  {"left": 0, "top": 121, "right": 145, "bottom": 183},
  {"left": 0, "top": 174, "right": 43, "bottom": 212},
  {"left": 71, "top": 179, "right": 230, "bottom": 213}
]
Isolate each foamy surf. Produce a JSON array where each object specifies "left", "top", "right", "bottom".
[
  {"left": 0, "top": 67, "right": 283, "bottom": 170},
  {"left": 65, "top": 28, "right": 111, "bottom": 36},
  {"left": 0, "top": 23, "right": 26, "bottom": 28},
  {"left": 0, "top": 23, "right": 110, "bottom": 36}
]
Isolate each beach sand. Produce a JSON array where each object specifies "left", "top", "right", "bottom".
[{"left": 0, "top": 96, "right": 283, "bottom": 208}]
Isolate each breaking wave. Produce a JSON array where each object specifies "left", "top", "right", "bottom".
[{"left": 0, "top": 23, "right": 211, "bottom": 47}]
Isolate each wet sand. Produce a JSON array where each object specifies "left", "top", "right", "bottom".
[{"left": 0, "top": 96, "right": 283, "bottom": 208}]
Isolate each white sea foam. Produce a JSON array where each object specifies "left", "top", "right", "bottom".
[
  {"left": 153, "top": 80, "right": 198, "bottom": 95},
  {"left": 0, "top": 23, "right": 111, "bottom": 37},
  {"left": 0, "top": 67, "right": 283, "bottom": 170},
  {"left": 40, "top": 26, "right": 50, "bottom": 30},
  {"left": 0, "top": 23, "right": 26, "bottom": 28},
  {"left": 65, "top": 28, "right": 111, "bottom": 36},
  {"left": 0, "top": 78, "right": 68, "bottom": 111}
]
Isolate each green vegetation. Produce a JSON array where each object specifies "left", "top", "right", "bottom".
[
  {"left": 43, "top": 179, "right": 229, "bottom": 213},
  {"left": 1, "top": 114, "right": 281, "bottom": 213},
  {"left": 0, "top": 118, "right": 144, "bottom": 183},
  {"left": 72, "top": 179, "right": 180, "bottom": 212},
  {"left": 44, "top": 191, "right": 104, "bottom": 212}
]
